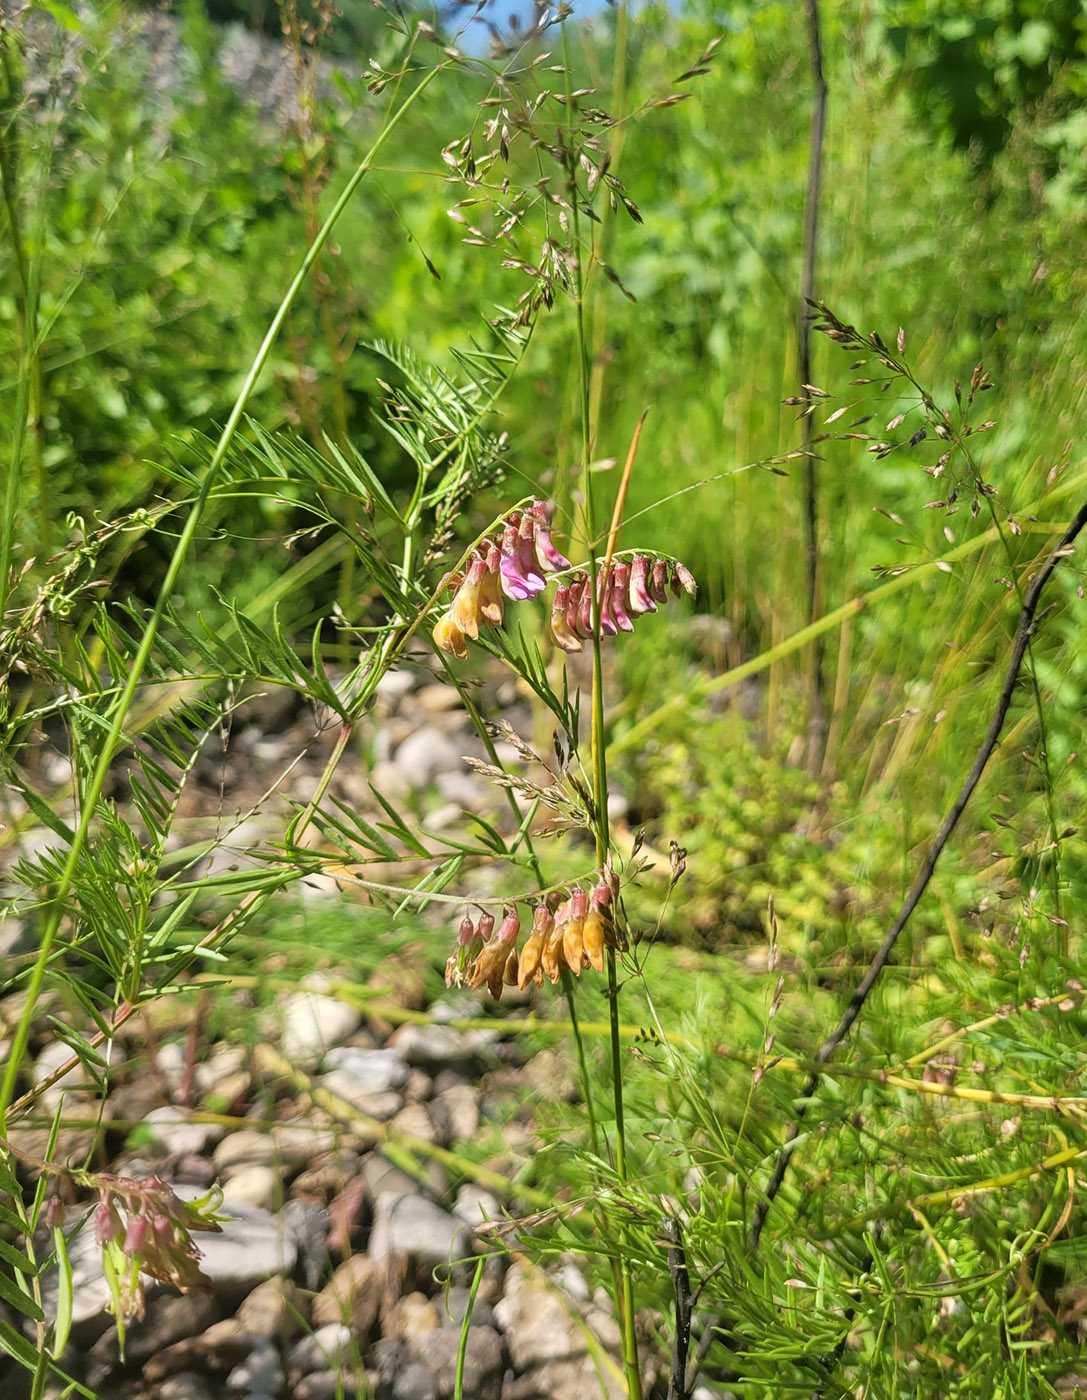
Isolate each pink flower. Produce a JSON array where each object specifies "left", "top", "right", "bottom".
[{"left": 628, "top": 555, "right": 657, "bottom": 614}]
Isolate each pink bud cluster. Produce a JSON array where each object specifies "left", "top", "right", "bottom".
[
  {"left": 445, "top": 872, "right": 618, "bottom": 1000},
  {"left": 550, "top": 554, "right": 696, "bottom": 653},
  {"left": 433, "top": 500, "right": 570, "bottom": 659},
  {"left": 91, "top": 1173, "right": 223, "bottom": 1322}
]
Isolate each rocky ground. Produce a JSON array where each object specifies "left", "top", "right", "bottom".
[{"left": 0, "top": 661, "right": 706, "bottom": 1400}]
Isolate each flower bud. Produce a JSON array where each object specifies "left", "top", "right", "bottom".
[
  {"left": 457, "top": 911, "right": 476, "bottom": 947},
  {"left": 477, "top": 911, "right": 495, "bottom": 942},
  {"left": 608, "top": 562, "right": 634, "bottom": 632},
  {"left": 530, "top": 500, "right": 571, "bottom": 572},
  {"left": 479, "top": 546, "right": 505, "bottom": 625},
  {"left": 499, "top": 525, "right": 535, "bottom": 600},
  {"left": 550, "top": 585, "right": 583, "bottom": 653},
  {"left": 433, "top": 612, "right": 469, "bottom": 660},
  {"left": 496, "top": 906, "right": 520, "bottom": 943},
  {"left": 672, "top": 561, "right": 697, "bottom": 597},
  {"left": 628, "top": 554, "right": 657, "bottom": 614},
  {"left": 649, "top": 558, "right": 670, "bottom": 604},
  {"left": 450, "top": 556, "right": 486, "bottom": 639},
  {"left": 123, "top": 1215, "right": 148, "bottom": 1258}
]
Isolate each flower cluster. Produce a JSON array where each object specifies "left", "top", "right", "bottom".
[
  {"left": 445, "top": 873, "right": 616, "bottom": 999},
  {"left": 91, "top": 1174, "right": 224, "bottom": 1323},
  {"left": 550, "top": 554, "right": 696, "bottom": 653},
  {"left": 433, "top": 499, "right": 570, "bottom": 659}
]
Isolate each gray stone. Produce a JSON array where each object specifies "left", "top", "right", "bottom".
[
  {"left": 0, "top": 917, "right": 33, "bottom": 958},
  {"left": 435, "top": 770, "right": 486, "bottom": 809},
  {"left": 369, "top": 1193, "right": 471, "bottom": 1268},
  {"left": 194, "top": 1044, "right": 249, "bottom": 1094},
  {"left": 322, "top": 1046, "right": 410, "bottom": 1094},
  {"left": 374, "top": 1327, "right": 503, "bottom": 1400},
  {"left": 143, "top": 1105, "right": 226, "bottom": 1157},
  {"left": 386, "top": 1290, "right": 440, "bottom": 1340},
  {"left": 311, "top": 1253, "right": 383, "bottom": 1335},
  {"left": 174, "top": 1191, "right": 299, "bottom": 1300},
  {"left": 143, "top": 1318, "right": 253, "bottom": 1382},
  {"left": 227, "top": 1338, "right": 285, "bottom": 1395},
  {"left": 295, "top": 1372, "right": 352, "bottom": 1400},
  {"left": 156, "top": 1374, "right": 217, "bottom": 1400},
  {"left": 392, "top": 727, "right": 463, "bottom": 790},
  {"left": 221, "top": 1164, "right": 280, "bottom": 1212},
  {"left": 493, "top": 1261, "right": 624, "bottom": 1399},
  {"left": 386, "top": 1022, "right": 498, "bottom": 1072},
  {"left": 236, "top": 1276, "right": 307, "bottom": 1342},
  {"left": 288, "top": 1321, "right": 358, "bottom": 1375},
  {"left": 431, "top": 1084, "right": 480, "bottom": 1144},
  {"left": 452, "top": 1184, "right": 503, "bottom": 1231},
  {"left": 388, "top": 1102, "right": 440, "bottom": 1147},
  {"left": 318, "top": 1069, "right": 402, "bottom": 1122},
  {"left": 277, "top": 989, "right": 362, "bottom": 1064},
  {"left": 213, "top": 1123, "right": 336, "bottom": 1174},
  {"left": 440, "top": 1286, "right": 496, "bottom": 1331},
  {"left": 282, "top": 1199, "right": 328, "bottom": 1290},
  {"left": 362, "top": 1151, "right": 447, "bottom": 1202},
  {"left": 374, "top": 668, "right": 416, "bottom": 710}
]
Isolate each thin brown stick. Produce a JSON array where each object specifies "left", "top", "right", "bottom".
[
  {"left": 665, "top": 1216, "right": 693, "bottom": 1400},
  {"left": 687, "top": 500, "right": 1087, "bottom": 1389},
  {"left": 800, "top": 0, "right": 828, "bottom": 777},
  {"left": 748, "top": 497, "right": 1087, "bottom": 1251},
  {"left": 603, "top": 407, "right": 649, "bottom": 570}
]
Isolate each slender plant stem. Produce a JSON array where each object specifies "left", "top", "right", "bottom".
[
  {"left": 561, "top": 16, "right": 642, "bottom": 1396},
  {"left": 798, "top": 0, "right": 828, "bottom": 776},
  {"left": 746, "top": 494, "right": 1087, "bottom": 1252},
  {"left": 0, "top": 58, "right": 444, "bottom": 1129}
]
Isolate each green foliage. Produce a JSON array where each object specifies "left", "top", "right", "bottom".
[{"left": 3, "top": 1, "right": 1087, "bottom": 1397}]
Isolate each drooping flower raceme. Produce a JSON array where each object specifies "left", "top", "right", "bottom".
[
  {"left": 548, "top": 555, "right": 697, "bottom": 654},
  {"left": 433, "top": 500, "right": 569, "bottom": 657},
  {"left": 445, "top": 873, "right": 617, "bottom": 1000}
]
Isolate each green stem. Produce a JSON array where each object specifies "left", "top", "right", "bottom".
[
  {"left": 561, "top": 16, "right": 641, "bottom": 1398},
  {"left": 0, "top": 58, "right": 445, "bottom": 1129}
]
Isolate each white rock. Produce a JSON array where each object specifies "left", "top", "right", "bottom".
[
  {"left": 322, "top": 1046, "right": 409, "bottom": 1094},
  {"left": 277, "top": 990, "right": 361, "bottom": 1064},
  {"left": 213, "top": 1124, "right": 336, "bottom": 1174},
  {"left": 369, "top": 1193, "right": 470, "bottom": 1267},
  {"left": 221, "top": 1164, "right": 280, "bottom": 1212},
  {"left": 392, "top": 728, "right": 462, "bottom": 790},
  {"left": 226, "top": 1338, "right": 285, "bottom": 1395},
  {"left": 288, "top": 1322, "right": 357, "bottom": 1375},
  {"left": 142, "top": 1106, "right": 226, "bottom": 1157}
]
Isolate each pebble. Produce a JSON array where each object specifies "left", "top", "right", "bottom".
[
  {"left": 322, "top": 1046, "right": 410, "bottom": 1093},
  {"left": 440, "top": 1285, "right": 497, "bottom": 1332},
  {"left": 369, "top": 1193, "right": 471, "bottom": 1269},
  {"left": 431, "top": 1084, "right": 480, "bottom": 1143},
  {"left": 213, "top": 1124, "right": 336, "bottom": 1174},
  {"left": 227, "top": 1338, "right": 285, "bottom": 1395},
  {"left": 362, "top": 1151, "right": 447, "bottom": 1201},
  {"left": 392, "top": 727, "right": 463, "bottom": 789},
  {"left": 142, "top": 1105, "right": 226, "bottom": 1157},
  {"left": 386, "top": 1022, "right": 498, "bottom": 1073},
  {"left": 175, "top": 1195, "right": 299, "bottom": 1301},
  {"left": 277, "top": 989, "right": 362, "bottom": 1064},
  {"left": 288, "top": 1321, "right": 358, "bottom": 1375},
  {"left": 387, "top": 1291, "right": 440, "bottom": 1339},
  {"left": 156, "top": 1374, "right": 217, "bottom": 1400},
  {"left": 237, "top": 1277, "right": 307, "bottom": 1343},
  {"left": 494, "top": 1261, "right": 625, "bottom": 1400},
  {"left": 221, "top": 1164, "right": 280, "bottom": 1212},
  {"left": 374, "top": 1326, "right": 504, "bottom": 1400},
  {"left": 318, "top": 1069, "right": 402, "bottom": 1124},
  {"left": 311, "top": 1253, "right": 383, "bottom": 1335},
  {"left": 387, "top": 1102, "right": 440, "bottom": 1146}
]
